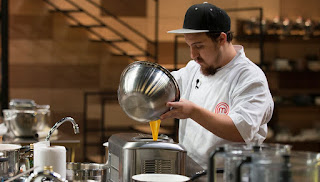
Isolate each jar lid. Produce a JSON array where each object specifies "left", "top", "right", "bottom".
[{"left": 9, "top": 99, "right": 36, "bottom": 110}]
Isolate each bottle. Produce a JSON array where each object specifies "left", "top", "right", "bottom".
[
  {"left": 44, "top": 165, "right": 54, "bottom": 173},
  {"left": 267, "top": 16, "right": 281, "bottom": 36},
  {"left": 313, "top": 20, "right": 320, "bottom": 37},
  {"left": 303, "top": 18, "right": 313, "bottom": 39},
  {"left": 280, "top": 17, "right": 291, "bottom": 38},
  {"left": 26, "top": 143, "right": 34, "bottom": 168},
  {"left": 42, "top": 166, "right": 55, "bottom": 182},
  {"left": 290, "top": 16, "right": 305, "bottom": 36}
]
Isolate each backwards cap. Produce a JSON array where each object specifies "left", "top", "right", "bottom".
[{"left": 168, "top": 2, "right": 230, "bottom": 34}]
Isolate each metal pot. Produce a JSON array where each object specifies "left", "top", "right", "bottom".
[
  {"left": 0, "top": 144, "right": 21, "bottom": 179},
  {"left": 118, "top": 61, "right": 180, "bottom": 122},
  {"left": 66, "top": 162, "right": 108, "bottom": 181}
]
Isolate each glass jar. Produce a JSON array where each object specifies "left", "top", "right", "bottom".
[
  {"left": 209, "top": 143, "right": 291, "bottom": 182},
  {"left": 238, "top": 151, "right": 320, "bottom": 182}
]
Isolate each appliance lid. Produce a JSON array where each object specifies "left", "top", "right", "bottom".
[
  {"left": 123, "top": 142, "right": 186, "bottom": 151},
  {"left": 107, "top": 133, "right": 186, "bottom": 151},
  {"left": 108, "top": 133, "right": 172, "bottom": 145}
]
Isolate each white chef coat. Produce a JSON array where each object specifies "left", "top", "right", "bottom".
[{"left": 171, "top": 45, "right": 274, "bottom": 169}]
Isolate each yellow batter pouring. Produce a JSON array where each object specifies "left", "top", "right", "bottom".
[{"left": 149, "top": 119, "right": 161, "bottom": 141}]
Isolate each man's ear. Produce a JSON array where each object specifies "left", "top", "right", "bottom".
[{"left": 219, "top": 32, "right": 227, "bottom": 44}]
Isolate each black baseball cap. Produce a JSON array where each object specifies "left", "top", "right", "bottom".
[{"left": 168, "top": 2, "right": 231, "bottom": 34}]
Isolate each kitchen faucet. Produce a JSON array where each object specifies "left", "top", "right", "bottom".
[{"left": 45, "top": 117, "right": 80, "bottom": 141}]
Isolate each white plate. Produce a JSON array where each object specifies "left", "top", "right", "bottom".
[{"left": 132, "top": 174, "right": 190, "bottom": 182}]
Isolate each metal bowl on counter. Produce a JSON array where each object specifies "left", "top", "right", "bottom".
[
  {"left": 66, "top": 162, "right": 108, "bottom": 181},
  {"left": 118, "top": 61, "right": 180, "bottom": 122},
  {"left": 3, "top": 108, "right": 50, "bottom": 137}
]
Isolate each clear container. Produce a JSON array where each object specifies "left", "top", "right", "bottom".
[
  {"left": 208, "top": 143, "right": 291, "bottom": 182},
  {"left": 238, "top": 151, "right": 320, "bottom": 182},
  {"left": 3, "top": 109, "right": 50, "bottom": 137}
]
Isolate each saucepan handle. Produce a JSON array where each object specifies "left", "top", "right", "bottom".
[
  {"left": 0, "top": 157, "right": 8, "bottom": 162},
  {"left": 190, "top": 170, "right": 207, "bottom": 181}
]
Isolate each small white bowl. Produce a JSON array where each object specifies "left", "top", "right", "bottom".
[{"left": 132, "top": 173, "right": 190, "bottom": 182}]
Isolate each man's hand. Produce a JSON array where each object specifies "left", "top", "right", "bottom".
[
  {"left": 160, "top": 99, "right": 197, "bottom": 120},
  {"left": 160, "top": 98, "right": 245, "bottom": 142}
]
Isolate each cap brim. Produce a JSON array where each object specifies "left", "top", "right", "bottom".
[{"left": 167, "top": 28, "right": 209, "bottom": 34}]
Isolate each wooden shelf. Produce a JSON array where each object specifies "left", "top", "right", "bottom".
[
  {"left": 266, "top": 71, "right": 320, "bottom": 93},
  {"left": 235, "top": 21, "right": 320, "bottom": 145}
]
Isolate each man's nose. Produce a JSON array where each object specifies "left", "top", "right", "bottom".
[{"left": 190, "top": 47, "right": 199, "bottom": 60}]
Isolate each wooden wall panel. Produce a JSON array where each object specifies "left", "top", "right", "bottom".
[
  {"left": 11, "top": 88, "right": 85, "bottom": 113},
  {"left": 101, "top": 0, "right": 147, "bottom": 17},
  {"left": 10, "top": 0, "right": 49, "bottom": 15},
  {"left": 280, "top": 0, "right": 320, "bottom": 19},
  {"left": 52, "top": 13, "right": 91, "bottom": 41},
  {"left": 10, "top": 40, "right": 53, "bottom": 64},
  {"left": 10, "top": 88, "right": 54, "bottom": 108},
  {"left": 10, "top": 15, "right": 53, "bottom": 39},
  {"left": 10, "top": 65, "right": 100, "bottom": 88}
]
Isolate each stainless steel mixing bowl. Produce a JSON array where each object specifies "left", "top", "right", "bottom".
[
  {"left": 118, "top": 61, "right": 180, "bottom": 122},
  {"left": 2, "top": 109, "right": 50, "bottom": 137}
]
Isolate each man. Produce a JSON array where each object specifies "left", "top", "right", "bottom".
[{"left": 160, "top": 2, "right": 274, "bottom": 172}]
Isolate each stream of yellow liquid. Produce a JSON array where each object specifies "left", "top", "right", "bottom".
[{"left": 149, "top": 119, "right": 161, "bottom": 141}]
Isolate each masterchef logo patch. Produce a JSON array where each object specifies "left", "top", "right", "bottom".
[{"left": 214, "top": 102, "right": 229, "bottom": 115}]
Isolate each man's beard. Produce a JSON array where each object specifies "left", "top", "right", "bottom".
[
  {"left": 200, "top": 64, "right": 218, "bottom": 76},
  {"left": 199, "top": 58, "right": 220, "bottom": 76},
  {"left": 199, "top": 44, "right": 221, "bottom": 76}
]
